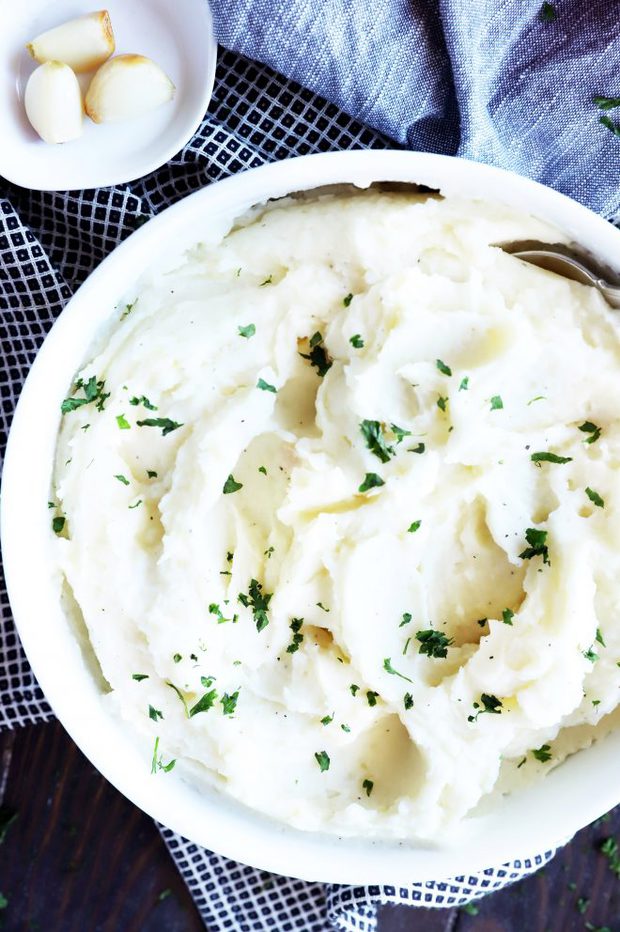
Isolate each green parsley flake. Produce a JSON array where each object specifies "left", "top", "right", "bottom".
[
  {"left": 129, "top": 395, "right": 157, "bottom": 410},
  {"left": 321, "top": 714, "right": 334, "bottom": 726},
  {"left": 358, "top": 472, "right": 385, "bottom": 493},
  {"left": 502, "top": 608, "right": 514, "bottom": 626},
  {"left": 390, "top": 423, "right": 411, "bottom": 443},
  {"left": 437, "top": 395, "right": 448, "bottom": 412},
  {"left": 258, "top": 465, "right": 267, "bottom": 475},
  {"left": 316, "top": 602, "right": 330, "bottom": 613},
  {"left": 300, "top": 332, "right": 332, "bottom": 377},
  {"left": 350, "top": 684, "right": 360, "bottom": 696},
  {"left": 209, "top": 603, "right": 237, "bottom": 624},
  {"left": 366, "top": 690, "right": 379, "bottom": 706},
  {"left": 594, "top": 96, "right": 620, "bottom": 110},
  {"left": 586, "top": 487, "right": 605, "bottom": 508},
  {"left": 408, "top": 442, "right": 425, "bottom": 454},
  {"left": 458, "top": 376, "right": 469, "bottom": 391},
  {"left": 518, "top": 527, "right": 550, "bottom": 565},
  {"left": 596, "top": 627, "right": 607, "bottom": 647},
  {"left": 173, "top": 653, "right": 182, "bottom": 663},
  {"left": 341, "top": 723, "right": 351, "bottom": 732},
  {"left": 221, "top": 691, "right": 240, "bottom": 715},
  {"left": 490, "top": 395, "right": 503, "bottom": 410},
  {"left": 436, "top": 359, "right": 452, "bottom": 377},
  {"left": 189, "top": 688, "right": 218, "bottom": 717},
  {"left": 260, "top": 275, "right": 273, "bottom": 286},
  {"left": 362, "top": 779, "right": 374, "bottom": 797},
  {"left": 579, "top": 421, "right": 602, "bottom": 444},
  {"left": 136, "top": 417, "right": 183, "bottom": 436},
  {"left": 600, "top": 115, "right": 620, "bottom": 138},
  {"left": 468, "top": 693, "right": 503, "bottom": 722},
  {"left": 350, "top": 334, "right": 364, "bottom": 348},
  {"left": 147, "top": 470, "right": 158, "bottom": 478},
  {"left": 583, "top": 647, "right": 599, "bottom": 663},
  {"left": 151, "top": 736, "right": 176, "bottom": 775},
  {"left": 461, "top": 904, "right": 479, "bottom": 916},
  {"left": 400, "top": 612, "right": 412, "bottom": 627},
  {"left": 407, "top": 520, "right": 421, "bottom": 533},
  {"left": 600, "top": 836, "right": 620, "bottom": 877},
  {"left": 527, "top": 395, "right": 546, "bottom": 406},
  {"left": 531, "top": 451, "right": 572, "bottom": 464},
  {"left": 115, "top": 474, "right": 130, "bottom": 486},
  {"left": 415, "top": 629, "right": 453, "bottom": 658},
  {"left": 360, "top": 419, "right": 394, "bottom": 463},
  {"left": 223, "top": 474, "right": 243, "bottom": 494},
  {"left": 402, "top": 637, "right": 411, "bottom": 656},
  {"left": 343, "top": 293, "right": 353, "bottom": 307},
  {"left": 383, "top": 657, "right": 413, "bottom": 682},
  {"left": 61, "top": 375, "right": 110, "bottom": 414},
  {"left": 577, "top": 897, "right": 590, "bottom": 916},
  {"left": 238, "top": 324, "right": 256, "bottom": 339},
  {"left": 116, "top": 413, "right": 131, "bottom": 430},
  {"left": 256, "top": 377, "right": 277, "bottom": 393},
  {"left": 52, "top": 515, "right": 65, "bottom": 535},
  {"left": 149, "top": 705, "right": 163, "bottom": 722},
  {"left": 238, "top": 578, "right": 272, "bottom": 632},
  {"left": 540, "top": 1, "right": 556, "bottom": 21},
  {"left": 532, "top": 744, "right": 552, "bottom": 763},
  {"left": 314, "top": 750, "right": 330, "bottom": 772},
  {"left": 132, "top": 673, "right": 149, "bottom": 682},
  {"left": 128, "top": 499, "right": 142, "bottom": 509},
  {"left": 286, "top": 617, "right": 304, "bottom": 654},
  {"left": 404, "top": 692, "right": 414, "bottom": 710}
]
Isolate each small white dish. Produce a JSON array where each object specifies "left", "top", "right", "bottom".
[
  {"left": 4, "top": 151, "right": 620, "bottom": 884},
  {"left": 0, "top": 0, "right": 217, "bottom": 191}
]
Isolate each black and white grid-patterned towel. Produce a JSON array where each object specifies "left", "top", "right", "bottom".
[{"left": 0, "top": 49, "right": 556, "bottom": 931}]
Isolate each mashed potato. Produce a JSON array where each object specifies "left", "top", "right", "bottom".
[{"left": 53, "top": 190, "right": 620, "bottom": 840}]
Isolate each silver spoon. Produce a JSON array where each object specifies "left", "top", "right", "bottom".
[{"left": 499, "top": 241, "right": 620, "bottom": 309}]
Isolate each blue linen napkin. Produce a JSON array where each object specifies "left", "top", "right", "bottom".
[{"left": 210, "top": 0, "right": 620, "bottom": 219}]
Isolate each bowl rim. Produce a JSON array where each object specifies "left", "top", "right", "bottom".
[{"left": 3, "top": 149, "right": 620, "bottom": 884}]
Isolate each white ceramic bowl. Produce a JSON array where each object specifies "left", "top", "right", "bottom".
[
  {"left": 3, "top": 151, "right": 620, "bottom": 884},
  {"left": 0, "top": 0, "right": 216, "bottom": 191}
]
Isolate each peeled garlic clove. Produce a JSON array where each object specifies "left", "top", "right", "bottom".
[
  {"left": 24, "top": 61, "right": 83, "bottom": 144},
  {"left": 85, "top": 54, "right": 175, "bottom": 124},
  {"left": 27, "top": 11, "right": 115, "bottom": 74}
]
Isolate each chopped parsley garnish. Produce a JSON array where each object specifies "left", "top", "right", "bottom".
[
  {"left": 61, "top": 375, "right": 110, "bottom": 414},
  {"left": 173, "top": 653, "right": 182, "bottom": 663},
  {"left": 238, "top": 324, "right": 256, "bottom": 339},
  {"left": 132, "top": 673, "right": 149, "bottom": 682},
  {"left": 120, "top": 300, "right": 136, "bottom": 320},
  {"left": 390, "top": 423, "right": 411, "bottom": 443},
  {"left": 264, "top": 546, "right": 274, "bottom": 559},
  {"left": 383, "top": 657, "right": 413, "bottom": 682},
  {"left": 415, "top": 629, "right": 453, "bottom": 659},
  {"left": 314, "top": 750, "right": 330, "bottom": 772},
  {"left": 343, "top": 293, "right": 353, "bottom": 307},
  {"left": 404, "top": 692, "right": 414, "bottom": 710},
  {"left": 48, "top": 501, "right": 55, "bottom": 509},
  {"left": 151, "top": 736, "right": 176, "bottom": 774},
  {"left": 579, "top": 421, "right": 602, "bottom": 444},
  {"left": 258, "top": 465, "right": 267, "bottom": 475},
  {"left": 189, "top": 688, "right": 218, "bottom": 717},
  {"left": 502, "top": 608, "right": 514, "bottom": 626},
  {"left": 286, "top": 617, "right": 304, "bottom": 654},
  {"left": 115, "top": 474, "right": 130, "bottom": 485},
  {"left": 408, "top": 442, "right": 425, "bottom": 454},
  {"left": 166, "top": 681, "right": 190, "bottom": 716},
  {"left": 577, "top": 897, "right": 590, "bottom": 916},
  {"left": 596, "top": 627, "right": 606, "bottom": 647},
  {"left": 321, "top": 714, "right": 334, "bottom": 726},
  {"left": 300, "top": 332, "right": 332, "bottom": 377},
  {"left": 147, "top": 470, "right": 158, "bottom": 478},
  {"left": 490, "top": 395, "right": 503, "bottom": 410},
  {"left": 407, "top": 520, "right": 421, "bottom": 533},
  {"left": 52, "top": 515, "right": 65, "bottom": 535},
  {"left": 400, "top": 612, "right": 412, "bottom": 628},
  {"left": 316, "top": 601, "right": 330, "bottom": 613},
  {"left": 116, "top": 413, "right": 131, "bottom": 430},
  {"left": 459, "top": 376, "right": 469, "bottom": 391},
  {"left": 136, "top": 417, "right": 183, "bottom": 436},
  {"left": 341, "top": 723, "right": 351, "bottom": 732},
  {"left": 350, "top": 334, "right": 364, "bottom": 348},
  {"left": 600, "top": 837, "right": 620, "bottom": 877},
  {"left": 583, "top": 647, "right": 599, "bottom": 663},
  {"left": 350, "top": 684, "right": 360, "bottom": 696},
  {"left": 149, "top": 705, "right": 163, "bottom": 722},
  {"left": 600, "top": 115, "right": 620, "bottom": 138},
  {"left": 402, "top": 637, "right": 411, "bottom": 656},
  {"left": 129, "top": 395, "right": 157, "bottom": 410},
  {"left": 221, "top": 691, "right": 239, "bottom": 715},
  {"left": 586, "top": 487, "right": 605, "bottom": 508},
  {"left": 532, "top": 744, "right": 552, "bottom": 763},
  {"left": 256, "top": 377, "right": 277, "bottom": 393},
  {"left": 238, "top": 578, "right": 272, "bottom": 632},
  {"left": 128, "top": 500, "right": 142, "bottom": 509},
  {"left": 540, "top": 1, "right": 556, "bottom": 21},
  {"left": 468, "top": 693, "right": 503, "bottom": 722},
  {"left": 366, "top": 690, "right": 379, "bottom": 706},
  {"left": 518, "top": 527, "right": 550, "bottom": 565},
  {"left": 531, "top": 451, "right": 572, "bottom": 464},
  {"left": 360, "top": 420, "right": 395, "bottom": 463},
  {"left": 437, "top": 395, "right": 448, "bottom": 412},
  {"left": 594, "top": 96, "right": 620, "bottom": 110},
  {"left": 362, "top": 779, "right": 374, "bottom": 797},
  {"left": 209, "top": 603, "right": 237, "bottom": 624},
  {"left": 260, "top": 275, "right": 273, "bottom": 286},
  {"left": 436, "top": 359, "right": 452, "bottom": 377},
  {"left": 223, "top": 474, "right": 243, "bottom": 494},
  {"left": 358, "top": 472, "right": 385, "bottom": 493}
]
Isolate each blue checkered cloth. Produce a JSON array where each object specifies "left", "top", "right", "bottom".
[{"left": 211, "top": 0, "right": 620, "bottom": 220}]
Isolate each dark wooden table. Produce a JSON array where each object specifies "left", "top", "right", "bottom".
[{"left": 0, "top": 721, "right": 618, "bottom": 931}]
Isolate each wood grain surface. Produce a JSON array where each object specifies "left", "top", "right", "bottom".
[{"left": 0, "top": 721, "right": 618, "bottom": 931}]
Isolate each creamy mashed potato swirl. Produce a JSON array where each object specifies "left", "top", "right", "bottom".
[{"left": 54, "top": 191, "right": 620, "bottom": 840}]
